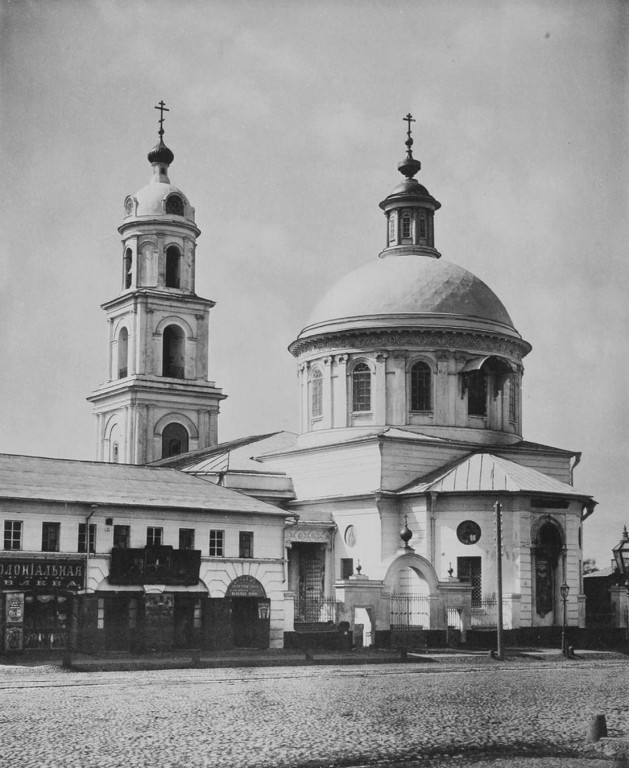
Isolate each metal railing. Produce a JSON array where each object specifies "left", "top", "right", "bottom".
[
  {"left": 389, "top": 593, "right": 431, "bottom": 629},
  {"left": 471, "top": 598, "right": 514, "bottom": 629},
  {"left": 446, "top": 607, "right": 463, "bottom": 630},
  {"left": 294, "top": 597, "right": 340, "bottom": 626}
]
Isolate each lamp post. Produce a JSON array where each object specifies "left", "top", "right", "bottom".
[{"left": 560, "top": 581, "right": 570, "bottom": 657}]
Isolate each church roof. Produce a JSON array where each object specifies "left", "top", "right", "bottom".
[
  {"left": 152, "top": 431, "right": 298, "bottom": 473},
  {"left": 398, "top": 452, "right": 592, "bottom": 499},
  {"left": 0, "top": 453, "right": 287, "bottom": 515}
]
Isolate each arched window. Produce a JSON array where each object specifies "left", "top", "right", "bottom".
[
  {"left": 310, "top": 368, "right": 323, "bottom": 419},
  {"left": 467, "top": 371, "right": 487, "bottom": 417},
  {"left": 165, "top": 246, "right": 181, "bottom": 288},
  {"left": 161, "top": 422, "right": 189, "bottom": 458},
  {"left": 418, "top": 215, "right": 427, "bottom": 240},
  {"left": 165, "top": 195, "right": 184, "bottom": 216},
  {"left": 123, "top": 248, "right": 132, "bottom": 289},
  {"left": 352, "top": 363, "right": 371, "bottom": 412},
  {"left": 117, "top": 327, "right": 128, "bottom": 378},
  {"left": 162, "top": 324, "right": 185, "bottom": 379},
  {"left": 410, "top": 361, "right": 432, "bottom": 411},
  {"left": 401, "top": 212, "right": 412, "bottom": 241}
]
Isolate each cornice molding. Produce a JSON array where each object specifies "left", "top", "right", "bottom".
[{"left": 291, "top": 329, "right": 530, "bottom": 361}]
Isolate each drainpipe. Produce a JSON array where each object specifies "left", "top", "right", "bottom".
[
  {"left": 84, "top": 504, "right": 98, "bottom": 591},
  {"left": 429, "top": 492, "right": 438, "bottom": 564}
]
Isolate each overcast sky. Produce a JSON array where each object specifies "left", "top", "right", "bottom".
[{"left": 1, "top": 0, "right": 627, "bottom": 565}]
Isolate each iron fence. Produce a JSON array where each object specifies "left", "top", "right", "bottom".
[
  {"left": 389, "top": 593, "right": 431, "bottom": 629},
  {"left": 471, "top": 598, "right": 514, "bottom": 629},
  {"left": 446, "top": 607, "right": 463, "bottom": 630},
  {"left": 294, "top": 597, "right": 340, "bottom": 625}
]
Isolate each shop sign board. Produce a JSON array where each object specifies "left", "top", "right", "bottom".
[
  {"left": 5, "top": 593, "right": 24, "bottom": 623},
  {"left": 109, "top": 547, "right": 200, "bottom": 586},
  {"left": 0, "top": 559, "right": 84, "bottom": 590},
  {"left": 226, "top": 575, "right": 266, "bottom": 598}
]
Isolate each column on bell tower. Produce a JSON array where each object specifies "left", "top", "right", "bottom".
[{"left": 88, "top": 104, "right": 226, "bottom": 464}]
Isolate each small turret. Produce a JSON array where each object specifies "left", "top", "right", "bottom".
[{"left": 379, "top": 113, "right": 441, "bottom": 259}]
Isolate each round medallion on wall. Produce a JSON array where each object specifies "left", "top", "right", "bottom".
[
  {"left": 344, "top": 525, "right": 357, "bottom": 548},
  {"left": 457, "top": 520, "right": 481, "bottom": 545}
]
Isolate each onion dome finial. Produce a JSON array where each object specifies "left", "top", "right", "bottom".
[
  {"left": 397, "top": 112, "right": 422, "bottom": 179},
  {"left": 147, "top": 100, "right": 174, "bottom": 166}
]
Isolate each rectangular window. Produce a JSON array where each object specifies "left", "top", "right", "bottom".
[
  {"left": 341, "top": 558, "right": 353, "bottom": 580},
  {"left": 179, "top": 528, "right": 195, "bottom": 550},
  {"left": 509, "top": 379, "right": 516, "bottom": 423},
  {"left": 113, "top": 524, "right": 131, "bottom": 548},
  {"left": 239, "top": 531, "right": 253, "bottom": 559},
  {"left": 352, "top": 364, "right": 372, "bottom": 412},
  {"left": 419, "top": 216, "right": 427, "bottom": 239},
  {"left": 42, "top": 522, "right": 60, "bottom": 552},
  {"left": 457, "top": 556, "right": 482, "bottom": 605},
  {"left": 146, "top": 527, "right": 163, "bottom": 546},
  {"left": 466, "top": 372, "right": 487, "bottom": 417},
  {"left": 78, "top": 523, "right": 96, "bottom": 554},
  {"left": 4, "top": 520, "right": 22, "bottom": 551},
  {"left": 209, "top": 529, "right": 224, "bottom": 557},
  {"left": 310, "top": 372, "right": 323, "bottom": 419}
]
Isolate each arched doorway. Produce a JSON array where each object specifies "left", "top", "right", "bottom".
[
  {"left": 225, "top": 576, "right": 270, "bottom": 649},
  {"left": 533, "top": 521, "right": 564, "bottom": 626},
  {"left": 389, "top": 565, "right": 431, "bottom": 629}
]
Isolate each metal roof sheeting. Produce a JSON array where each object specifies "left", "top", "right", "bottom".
[
  {"left": 0, "top": 453, "right": 287, "bottom": 515},
  {"left": 399, "top": 452, "right": 592, "bottom": 498}
]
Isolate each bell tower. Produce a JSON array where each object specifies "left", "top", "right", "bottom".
[{"left": 88, "top": 103, "right": 226, "bottom": 464}]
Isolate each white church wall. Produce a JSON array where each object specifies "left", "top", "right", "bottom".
[
  {"left": 274, "top": 440, "right": 382, "bottom": 500},
  {"left": 380, "top": 440, "right": 470, "bottom": 490}
]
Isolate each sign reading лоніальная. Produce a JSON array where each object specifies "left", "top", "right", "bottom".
[{"left": 0, "top": 559, "right": 84, "bottom": 589}]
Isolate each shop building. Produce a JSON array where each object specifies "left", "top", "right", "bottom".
[{"left": 0, "top": 454, "right": 290, "bottom": 656}]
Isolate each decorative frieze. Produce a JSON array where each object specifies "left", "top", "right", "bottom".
[
  {"left": 285, "top": 526, "right": 335, "bottom": 547},
  {"left": 292, "top": 330, "right": 528, "bottom": 361}
]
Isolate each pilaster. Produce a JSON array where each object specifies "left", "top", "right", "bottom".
[{"left": 374, "top": 351, "right": 388, "bottom": 424}]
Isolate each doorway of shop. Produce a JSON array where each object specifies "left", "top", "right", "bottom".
[{"left": 231, "top": 597, "right": 258, "bottom": 648}]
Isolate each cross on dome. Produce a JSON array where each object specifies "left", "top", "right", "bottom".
[
  {"left": 402, "top": 112, "right": 417, "bottom": 157},
  {"left": 397, "top": 111, "right": 421, "bottom": 178},
  {"left": 154, "top": 100, "right": 170, "bottom": 139},
  {"left": 147, "top": 100, "right": 174, "bottom": 167}
]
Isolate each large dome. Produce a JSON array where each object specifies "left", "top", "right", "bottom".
[{"left": 298, "top": 254, "right": 518, "bottom": 341}]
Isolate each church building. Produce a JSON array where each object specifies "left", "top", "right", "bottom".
[
  {"left": 1, "top": 106, "right": 596, "bottom": 657},
  {"left": 160, "top": 114, "right": 596, "bottom": 647}
]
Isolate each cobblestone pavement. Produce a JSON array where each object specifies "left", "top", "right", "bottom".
[{"left": 1, "top": 660, "right": 629, "bottom": 767}]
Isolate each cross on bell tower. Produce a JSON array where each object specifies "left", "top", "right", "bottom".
[{"left": 88, "top": 106, "right": 226, "bottom": 464}]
